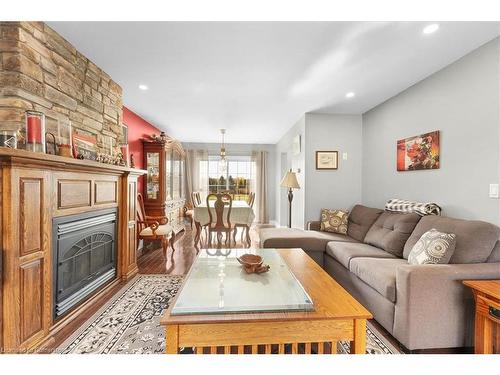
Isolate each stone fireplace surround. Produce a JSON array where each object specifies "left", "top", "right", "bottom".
[{"left": 0, "top": 21, "right": 124, "bottom": 153}]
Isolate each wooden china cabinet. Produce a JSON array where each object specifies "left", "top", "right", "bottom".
[{"left": 142, "top": 137, "right": 186, "bottom": 236}]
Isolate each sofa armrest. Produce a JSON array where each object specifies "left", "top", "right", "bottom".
[
  {"left": 394, "top": 263, "right": 500, "bottom": 350},
  {"left": 307, "top": 221, "right": 321, "bottom": 231}
]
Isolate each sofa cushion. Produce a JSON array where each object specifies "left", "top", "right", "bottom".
[
  {"left": 320, "top": 209, "right": 348, "bottom": 234},
  {"left": 403, "top": 215, "right": 500, "bottom": 263},
  {"left": 407, "top": 228, "right": 457, "bottom": 265},
  {"left": 364, "top": 211, "right": 421, "bottom": 257},
  {"left": 259, "top": 227, "right": 358, "bottom": 252},
  {"left": 347, "top": 205, "right": 383, "bottom": 242},
  {"left": 326, "top": 241, "right": 397, "bottom": 269},
  {"left": 349, "top": 258, "right": 408, "bottom": 302}
]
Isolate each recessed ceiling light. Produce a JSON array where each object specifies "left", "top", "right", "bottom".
[
  {"left": 139, "top": 84, "right": 149, "bottom": 91},
  {"left": 423, "top": 24, "right": 439, "bottom": 35},
  {"left": 345, "top": 92, "right": 355, "bottom": 98}
]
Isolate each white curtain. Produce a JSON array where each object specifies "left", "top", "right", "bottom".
[
  {"left": 185, "top": 149, "right": 208, "bottom": 205},
  {"left": 251, "top": 150, "right": 269, "bottom": 224}
]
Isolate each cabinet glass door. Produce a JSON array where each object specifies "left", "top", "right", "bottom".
[
  {"left": 172, "top": 150, "right": 180, "bottom": 199},
  {"left": 180, "top": 156, "right": 185, "bottom": 198},
  {"left": 165, "top": 149, "right": 172, "bottom": 200},
  {"left": 146, "top": 152, "right": 160, "bottom": 200}
]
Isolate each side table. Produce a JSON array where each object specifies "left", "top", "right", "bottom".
[{"left": 463, "top": 280, "right": 500, "bottom": 354}]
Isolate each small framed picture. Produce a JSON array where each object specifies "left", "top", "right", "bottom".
[
  {"left": 72, "top": 132, "right": 98, "bottom": 160},
  {"left": 316, "top": 151, "right": 338, "bottom": 170}
]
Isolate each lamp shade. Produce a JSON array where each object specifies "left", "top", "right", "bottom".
[{"left": 280, "top": 170, "right": 300, "bottom": 189}]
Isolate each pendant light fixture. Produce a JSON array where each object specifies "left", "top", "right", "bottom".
[{"left": 218, "top": 129, "right": 227, "bottom": 175}]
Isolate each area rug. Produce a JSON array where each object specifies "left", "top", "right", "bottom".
[{"left": 56, "top": 275, "right": 402, "bottom": 354}]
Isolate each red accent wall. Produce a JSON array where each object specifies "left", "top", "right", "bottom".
[{"left": 123, "top": 106, "right": 162, "bottom": 193}]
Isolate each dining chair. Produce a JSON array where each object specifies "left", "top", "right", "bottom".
[
  {"left": 183, "top": 191, "right": 202, "bottom": 229},
  {"left": 233, "top": 192, "right": 255, "bottom": 247},
  {"left": 192, "top": 192, "right": 202, "bottom": 206},
  {"left": 184, "top": 202, "right": 194, "bottom": 230},
  {"left": 137, "top": 193, "right": 175, "bottom": 256},
  {"left": 206, "top": 193, "right": 234, "bottom": 248},
  {"left": 191, "top": 191, "right": 209, "bottom": 245},
  {"left": 247, "top": 192, "right": 255, "bottom": 208}
]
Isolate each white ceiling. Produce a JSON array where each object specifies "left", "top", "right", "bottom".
[{"left": 49, "top": 22, "right": 500, "bottom": 144}]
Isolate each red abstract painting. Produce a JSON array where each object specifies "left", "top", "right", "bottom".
[{"left": 397, "top": 131, "right": 440, "bottom": 171}]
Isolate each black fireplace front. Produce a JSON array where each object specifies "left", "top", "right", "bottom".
[{"left": 52, "top": 208, "right": 117, "bottom": 319}]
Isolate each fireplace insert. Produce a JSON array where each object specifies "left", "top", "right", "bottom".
[{"left": 52, "top": 208, "right": 117, "bottom": 319}]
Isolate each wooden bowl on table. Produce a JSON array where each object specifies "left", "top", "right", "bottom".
[{"left": 237, "top": 254, "right": 270, "bottom": 274}]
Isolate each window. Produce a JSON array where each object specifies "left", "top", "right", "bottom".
[{"left": 204, "top": 155, "right": 253, "bottom": 200}]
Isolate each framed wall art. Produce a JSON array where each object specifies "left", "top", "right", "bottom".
[
  {"left": 316, "top": 151, "right": 338, "bottom": 170},
  {"left": 397, "top": 130, "right": 440, "bottom": 171}
]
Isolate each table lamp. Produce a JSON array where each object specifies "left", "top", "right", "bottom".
[{"left": 280, "top": 169, "right": 300, "bottom": 228}]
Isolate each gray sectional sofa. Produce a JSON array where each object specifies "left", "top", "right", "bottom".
[{"left": 259, "top": 205, "right": 500, "bottom": 351}]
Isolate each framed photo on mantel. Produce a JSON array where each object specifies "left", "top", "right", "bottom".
[{"left": 316, "top": 151, "right": 338, "bottom": 170}]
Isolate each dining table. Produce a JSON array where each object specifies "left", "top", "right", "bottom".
[{"left": 193, "top": 200, "right": 255, "bottom": 247}]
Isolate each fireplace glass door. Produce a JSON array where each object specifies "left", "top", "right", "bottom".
[{"left": 53, "top": 209, "right": 117, "bottom": 319}]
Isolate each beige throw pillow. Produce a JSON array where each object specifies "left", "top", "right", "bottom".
[
  {"left": 320, "top": 209, "right": 348, "bottom": 234},
  {"left": 408, "top": 228, "right": 457, "bottom": 265}
]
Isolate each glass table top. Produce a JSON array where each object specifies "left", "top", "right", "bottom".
[{"left": 170, "top": 248, "right": 314, "bottom": 315}]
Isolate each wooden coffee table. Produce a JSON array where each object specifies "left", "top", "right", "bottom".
[{"left": 160, "top": 248, "right": 372, "bottom": 354}]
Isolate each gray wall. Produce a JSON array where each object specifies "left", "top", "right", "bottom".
[
  {"left": 274, "top": 113, "right": 363, "bottom": 228},
  {"left": 182, "top": 142, "right": 277, "bottom": 222},
  {"left": 304, "top": 113, "right": 363, "bottom": 224},
  {"left": 362, "top": 37, "right": 500, "bottom": 224}
]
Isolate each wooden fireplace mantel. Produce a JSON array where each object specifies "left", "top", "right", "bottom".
[
  {"left": 0, "top": 148, "right": 146, "bottom": 353},
  {"left": 0, "top": 147, "right": 145, "bottom": 174}
]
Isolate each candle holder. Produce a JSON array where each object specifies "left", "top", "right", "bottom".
[
  {"left": 25, "top": 111, "right": 46, "bottom": 153},
  {"left": 57, "top": 120, "right": 73, "bottom": 158}
]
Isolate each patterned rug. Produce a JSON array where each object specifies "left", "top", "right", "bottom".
[{"left": 56, "top": 275, "right": 402, "bottom": 354}]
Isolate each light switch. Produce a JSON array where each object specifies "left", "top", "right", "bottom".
[
  {"left": 342, "top": 152, "right": 348, "bottom": 160},
  {"left": 489, "top": 183, "right": 499, "bottom": 198}
]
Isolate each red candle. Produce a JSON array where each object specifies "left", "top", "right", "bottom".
[{"left": 27, "top": 115, "right": 42, "bottom": 143}]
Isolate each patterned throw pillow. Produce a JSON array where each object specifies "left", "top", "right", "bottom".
[
  {"left": 320, "top": 209, "right": 348, "bottom": 234},
  {"left": 408, "top": 228, "right": 457, "bottom": 265}
]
